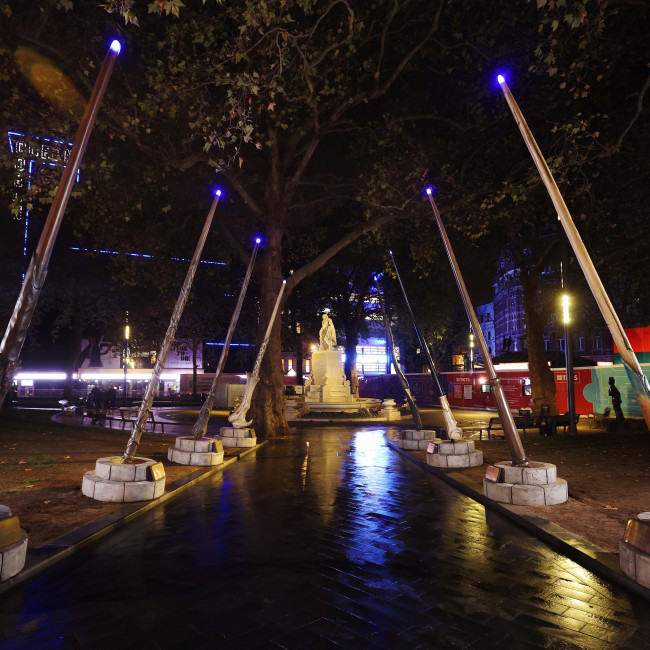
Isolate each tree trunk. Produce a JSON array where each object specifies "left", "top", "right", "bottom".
[
  {"left": 248, "top": 223, "right": 288, "bottom": 438},
  {"left": 344, "top": 330, "right": 359, "bottom": 397},
  {"left": 522, "top": 272, "right": 559, "bottom": 416}
]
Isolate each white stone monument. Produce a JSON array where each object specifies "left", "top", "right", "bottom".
[{"left": 304, "top": 314, "right": 355, "bottom": 407}]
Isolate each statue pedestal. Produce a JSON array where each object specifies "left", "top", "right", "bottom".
[
  {"left": 380, "top": 399, "right": 402, "bottom": 421},
  {"left": 304, "top": 350, "right": 353, "bottom": 404}
]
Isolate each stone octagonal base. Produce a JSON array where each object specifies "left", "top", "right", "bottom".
[
  {"left": 220, "top": 427, "right": 257, "bottom": 448},
  {"left": 620, "top": 540, "right": 650, "bottom": 589},
  {"left": 1, "top": 531, "right": 28, "bottom": 582},
  {"left": 168, "top": 436, "right": 224, "bottom": 466},
  {"left": 426, "top": 439, "right": 483, "bottom": 469},
  {"left": 483, "top": 460, "right": 568, "bottom": 506},
  {"left": 0, "top": 506, "right": 27, "bottom": 582},
  {"left": 399, "top": 429, "right": 440, "bottom": 451},
  {"left": 82, "top": 456, "right": 165, "bottom": 503}
]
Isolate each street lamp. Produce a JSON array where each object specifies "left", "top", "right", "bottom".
[
  {"left": 469, "top": 331, "right": 475, "bottom": 371},
  {"left": 562, "top": 294, "right": 570, "bottom": 325},
  {"left": 123, "top": 315, "right": 129, "bottom": 404},
  {"left": 561, "top": 289, "right": 577, "bottom": 434}
]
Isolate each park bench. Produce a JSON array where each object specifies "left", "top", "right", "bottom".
[
  {"left": 588, "top": 407, "right": 611, "bottom": 429},
  {"left": 480, "top": 415, "right": 534, "bottom": 441},
  {"left": 83, "top": 406, "right": 108, "bottom": 426},
  {"left": 107, "top": 407, "right": 165, "bottom": 434},
  {"left": 548, "top": 413, "right": 581, "bottom": 434}
]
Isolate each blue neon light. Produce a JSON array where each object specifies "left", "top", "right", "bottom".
[{"left": 69, "top": 247, "right": 226, "bottom": 266}]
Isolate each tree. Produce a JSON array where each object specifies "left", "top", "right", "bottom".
[{"left": 107, "top": 0, "right": 444, "bottom": 436}]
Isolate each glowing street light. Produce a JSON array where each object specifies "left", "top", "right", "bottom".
[
  {"left": 561, "top": 294, "right": 570, "bottom": 324},
  {"left": 123, "top": 316, "right": 130, "bottom": 404},
  {"left": 469, "top": 331, "right": 475, "bottom": 371}
]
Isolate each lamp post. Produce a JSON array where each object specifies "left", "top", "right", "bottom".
[
  {"left": 469, "top": 331, "right": 475, "bottom": 371},
  {"left": 123, "top": 316, "right": 129, "bottom": 405},
  {"left": 561, "top": 236, "right": 577, "bottom": 435}
]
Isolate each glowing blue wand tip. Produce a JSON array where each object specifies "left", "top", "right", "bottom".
[{"left": 110, "top": 40, "right": 121, "bottom": 54}]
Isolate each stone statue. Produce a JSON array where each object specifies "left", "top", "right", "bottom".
[{"left": 319, "top": 314, "right": 337, "bottom": 351}]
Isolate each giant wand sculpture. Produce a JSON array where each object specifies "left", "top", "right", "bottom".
[
  {"left": 426, "top": 188, "right": 528, "bottom": 467},
  {"left": 0, "top": 40, "right": 121, "bottom": 410},
  {"left": 374, "top": 275, "right": 423, "bottom": 431},
  {"left": 228, "top": 279, "right": 287, "bottom": 429},
  {"left": 123, "top": 190, "right": 221, "bottom": 462},
  {"left": 191, "top": 238, "right": 260, "bottom": 440},
  {"left": 497, "top": 74, "right": 650, "bottom": 429},
  {"left": 388, "top": 249, "right": 462, "bottom": 439}
]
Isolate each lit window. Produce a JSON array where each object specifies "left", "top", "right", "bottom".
[
  {"left": 594, "top": 337, "right": 602, "bottom": 350},
  {"left": 578, "top": 337, "right": 585, "bottom": 351},
  {"left": 558, "top": 339, "right": 565, "bottom": 351}
]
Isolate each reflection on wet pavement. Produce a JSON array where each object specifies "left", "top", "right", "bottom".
[{"left": 1, "top": 427, "right": 649, "bottom": 649}]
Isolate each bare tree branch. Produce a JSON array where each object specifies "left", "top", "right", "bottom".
[
  {"left": 284, "top": 212, "right": 406, "bottom": 298},
  {"left": 220, "top": 169, "right": 264, "bottom": 216},
  {"left": 595, "top": 74, "right": 650, "bottom": 159}
]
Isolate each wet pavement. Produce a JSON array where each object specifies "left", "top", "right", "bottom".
[{"left": 2, "top": 427, "right": 650, "bottom": 649}]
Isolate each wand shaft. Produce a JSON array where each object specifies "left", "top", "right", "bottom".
[
  {"left": 0, "top": 41, "right": 121, "bottom": 409},
  {"left": 389, "top": 250, "right": 462, "bottom": 437},
  {"left": 498, "top": 78, "right": 650, "bottom": 428},
  {"left": 374, "top": 277, "right": 423, "bottom": 431},
  {"left": 191, "top": 242, "right": 260, "bottom": 439},
  {"left": 124, "top": 193, "right": 220, "bottom": 461},
  {"left": 427, "top": 193, "right": 528, "bottom": 466}
]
